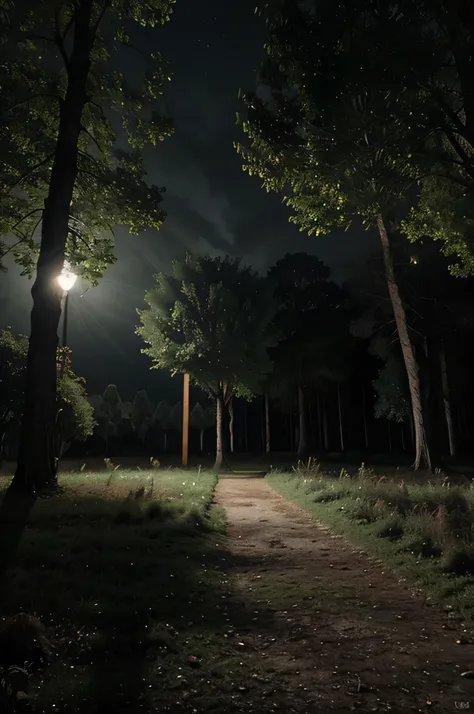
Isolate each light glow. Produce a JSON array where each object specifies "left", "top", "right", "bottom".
[{"left": 57, "top": 260, "right": 78, "bottom": 292}]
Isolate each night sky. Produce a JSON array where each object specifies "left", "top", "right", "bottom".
[{"left": 0, "top": 0, "right": 377, "bottom": 403}]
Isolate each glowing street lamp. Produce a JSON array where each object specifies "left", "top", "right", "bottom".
[
  {"left": 57, "top": 261, "right": 77, "bottom": 349},
  {"left": 57, "top": 260, "right": 78, "bottom": 293}
]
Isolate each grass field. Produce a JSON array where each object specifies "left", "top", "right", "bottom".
[
  {"left": 0, "top": 468, "right": 253, "bottom": 713},
  {"left": 267, "top": 462, "right": 474, "bottom": 622}
]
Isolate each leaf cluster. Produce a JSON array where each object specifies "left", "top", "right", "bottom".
[{"left": 0, "top": 0, "right": 175, "bottom": 283}]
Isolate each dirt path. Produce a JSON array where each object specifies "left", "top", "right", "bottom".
[{"left": 215, "top": 476, "right": 474, "bottom": 713}]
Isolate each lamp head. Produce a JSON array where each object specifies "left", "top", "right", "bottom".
[{"left": 57, "top": 261, "right": 77, "bottom": 292}]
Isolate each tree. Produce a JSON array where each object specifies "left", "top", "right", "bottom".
[
  {"left": 154, "top": 400, "right": 171, "bottom": 451},
  {"left": 170, "top": 400, "right": 182, "bottom": 438},
  {"left": 238, "top": 2, "right": 432, "bottom": 468},
  {"left": 267, "top": 253, "right": 352, "bottom": 456},
  {"left": 131, "top": 390, "right": 154, "bottom": 450},
  {"left": 89, "top": 394, "right": 115, "bottom": 454},
  {"left": 4, "top": 0, "right": 175, "bottom": 491},
  {"left": 373, "top": 356, "right": 410, "bottom": 425},
  {"left": 0, "top": 328, "right": 94, "bottom": 463},
  {"left": 137, "top": 254, "right": 278, "bottom": 470},
  {"left": 102, "top": 384, "right": 123, "bottom": 427},
  {"left": 316, "top": 1, "right": 474, "bottom": 277},
  {"left": 190, "top": 402, "right": 216, "bottom": 453},
  {"left": 56, "top": 372, "right": 96, "bottom": 458}
]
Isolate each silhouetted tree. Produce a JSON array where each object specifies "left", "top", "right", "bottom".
[
  {"left": 190, "top": 403, "right": 216, "bottom": 453},
  {"left": 131, "top": 390, "right": 154, "bottom": 451},
  {"left": 154, "top": 400, "right": 172, "bottom": 452}
]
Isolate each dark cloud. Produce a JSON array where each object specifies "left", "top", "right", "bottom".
[{"left": 0, "top": 0, "right": 377, "bottom": 399}]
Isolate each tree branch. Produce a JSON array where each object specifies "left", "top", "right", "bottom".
[
  {"left": 7, "top": 153, "right": 54, "bottom": 194},
  {"left": 9, "top": 208, "right": 43, "bottom": 234},
  {"left": 444, "top": 128, "right": 474, "bottom": 179},
  {"left": 80, "top": 124, "right": 105, "bottom": 155},
  {"left": 85, "top": 97, "right": 110, "bottom": 127},
  {"left": 7, "top": 94, "right": 62, "bottom": 112}
]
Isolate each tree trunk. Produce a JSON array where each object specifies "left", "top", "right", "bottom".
[
  {"left": 264, "top": 393, "right": 271, "bottom": 453},
  {"left": 14, "top": 1, "right": 95, "bottom": 491},
  {"left": 200, "top": 429, "right": 204, "bottom": 453},
  {"left": 322, "top": 397, "right": 329, "bottom": 451},
  {"left": 377, "top": 214, "right": 431, "bottom": 470},
  {"left": 317, "top": 394, "right": 323, "bottom": 449},
  {"left": 163, "top": 432, "right": 167, "bottom": 452},
  {"left": 244, "top": 401, "right": 249, "bottom": 453},
  {"left": 297, "top": 386, "right": 308, "bottom": 456},
  {"left": 388, "top": 421, "right": 392, "bottom": 453},
  {"left": 362, "top": 386, "right": 369, "bottom": 451},
  {"left": 337, "top": 383, "right": 344, "bottom": 453},
  {"left": 228, "top": 397, "right": 234, "bottom": 454},
  {"left": 439, "top": 346, "right": 456, "bottom": 457},
  {"left": 214, "top": 390, "right": 223, "bottom": 471}
]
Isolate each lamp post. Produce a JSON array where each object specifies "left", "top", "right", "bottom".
[{"left": 57, "top": 260, "right": 77, "bottom": 348}]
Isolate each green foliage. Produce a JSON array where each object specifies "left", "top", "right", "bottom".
[
  {"left": 268, "top": 468, "right": 474, "bottom": 618},
  {"left": 0, "top": 329, "right": 29, "bottom": 433},
  {"left": 0, "top": 0, "right": 175, "bottom": 283},
  {"left": 0, "top": 328, "right": 94, "bottom": 450},
  {"left": 373, "top": 355, "right": 410, "bottom": 423},
  {"left": 137, "top": 254, "right": 279, "bottom": 402},
  {"left": 237, "top": 2, "right": 419, "bottom": 242},
  {"left": 57, "top": 375, "right": 95, "bottom": 446},
  {"left": 237, "top": 1, "right": 474, "bottom": 275}
]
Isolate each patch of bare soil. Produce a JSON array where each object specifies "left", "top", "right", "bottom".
[{"left": 215, "top": 476, "right": 474, "bottom": 713}]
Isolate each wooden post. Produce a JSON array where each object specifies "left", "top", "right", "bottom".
[{"left": 182, "top": 372, "right": 190, "bottom": 466}]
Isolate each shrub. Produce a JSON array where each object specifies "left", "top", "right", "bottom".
[
  {"left": 376, "top": 517, "right": 404, "bottom": 541},
  {"left": 401, "top": 533, "right": 441, "bottom": 558},
  {"left": 442, "top": 547, "right": 474, "bottom": 576},
  {"left": 313, "top": 491, "right": 343, "bottom": 504},
  {"left": 349, "top": 499, "right": 378, "bottom": 524}
]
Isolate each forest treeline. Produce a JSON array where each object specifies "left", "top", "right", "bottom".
[{"left": 2, "top": 1, "right": 474, "bottom": 484}]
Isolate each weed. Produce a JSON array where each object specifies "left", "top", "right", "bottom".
[
  {"left": 292, "top": 457, "right": 321, "bottom": 477},
  {"left": 376, "top": 517, "right": 404, "bottom": 540}
]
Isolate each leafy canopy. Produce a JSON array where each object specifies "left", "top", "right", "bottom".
[
  {"left": 0, "top": 0, "right": 175, "bottom": 283},
  {"left": 0, "top": 328, "right": 95, "bottom": 441},
  {"left": 137, "top": 254, "right": 279, "bottom": 400},
  {"left": 267, "top": 253, "right": 353, "bottom": 393},
  {"left": 237, "top": 1, "right": 426, "bottom": 243},
  {"left": 240, "top": 1, "right": 474, "bottom": 275}
]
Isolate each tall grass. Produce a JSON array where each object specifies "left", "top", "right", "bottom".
[{"left": 267, "top": 464, "right": 474, "bottom": 618}]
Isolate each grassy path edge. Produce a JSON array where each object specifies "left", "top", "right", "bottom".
[{"left": 266, "top": 471, "right": 474, "bottom": 628}]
